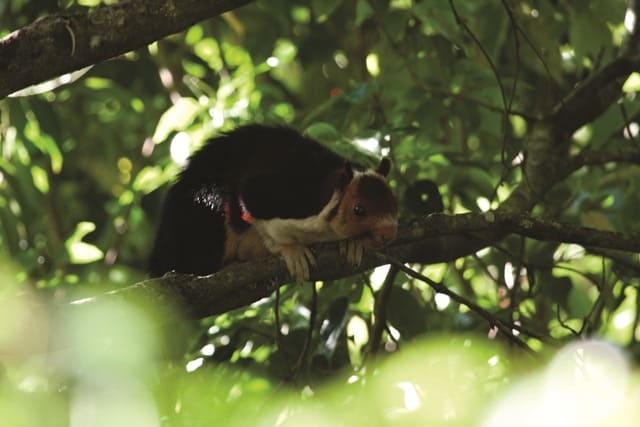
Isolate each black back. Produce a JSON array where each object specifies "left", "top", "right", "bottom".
[{"left": 148, "top": 125, "right": 347, "bottom": 277}]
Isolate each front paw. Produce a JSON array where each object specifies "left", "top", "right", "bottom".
[
  {"left": 339, "top": 238, "right": 366, "bottom": 266},
  {"left": 278, "top": 244, "right": 316, "bottom": 284}
]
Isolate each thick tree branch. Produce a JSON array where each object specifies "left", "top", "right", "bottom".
[
  {"left": 67, "top": 211, "right": 640, "bottom": 321},
  {"left": 549, "top": 55, "right": 640, "bottom": 134},
  {"left": 570, "top": 144, "right": 640, "bottom": 171},
  {"left": 477, "top": 2, "right": 640, "bottom": 220},
  {"left": 548, "top": 0, "right": 640, "bottom": 134},
  {"left": 407, "top": 212, "right": 640, "bottom": 254},
  {"left": 0, "top": 0, "right": 253, "bottom": 99},
  {"left": 499, "top": 120, "right": 569, "bottom": 213}
]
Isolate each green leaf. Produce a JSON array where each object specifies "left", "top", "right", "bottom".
[
  {"left": 30, "top": 166, "right": 49, "bottom": 194},
  {"left": 305, "top": 122, "right": 339, "bottom": 143},
  {"left": 24, "top": 118, "right": 63, "bottom": 173},
  {"left": 152, "top": 98, "right": 202, "bottom": 144},
  {"left": 451, "top": 168, "right": 495, "bottom": 208},
  {"left": 356, "top": 0, "right": 374, "bottom": 26},
  {"left": 67, "top": 242, "right": 104, "bottom": 264},
  {"left": 568, "top": 284, "right": 593, "bottom": 318},
  {"left": 516, "top": 1, "right": 565, "bottom": 83},
  {"left": 273, "top": 39, "right": 298, "bottom": 63},
  {"left": 312, "top": 0, "right": 341, "bottom": 22},
  {"left": 623, "top": 72, "right": 640, "bottom": 93},
  {"left": 41, "top": 135, "right": 63, "bottom": 174},
  {"left": 317, "top": 296, "right": 349, "bottom": 359},
  {"left": 185, "top": 25, "right": 204, "bottom": 45},
  {"left": 65, "top": 222, "right": 104, "bottom": 264},
  {"left": 383, "top": 10, "right": 409, "bottom": 43},
  {"left": 193, "top": 38, "right": 223, "bottom": 71},
  {"left": 589, "top": 98, "right": 640, "bottom": 147},
  {"left": 132, "top": 166, "right": 170, "bottom": 194},
  {"left": 413, "top": 2, "right": 464, "bottom": 46},
  {"left": 0, "top": 158, "right": 17, "bottom": 175},
  {"left": 579, "top": 210, "right": 616, "bottom": 231},
  {"left": 84, "top": 77, "right": 113, "bottom": 90},
  {"left": 387, "top": 287, "right": 426, "bottom": 338},
  {"left": 0, "top": 198, "right": 20, "bottom": 253},
  {"left": 569, "top": 8, "right": 611, "bottom": 62}
]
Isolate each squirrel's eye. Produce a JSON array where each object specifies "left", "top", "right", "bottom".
[{"left": 353, "top": 204, "right": 366, "bottom": 217}]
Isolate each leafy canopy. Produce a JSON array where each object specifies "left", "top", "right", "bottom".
[{"left": 1, "top": 0, "right": 639, "bottom": 426}]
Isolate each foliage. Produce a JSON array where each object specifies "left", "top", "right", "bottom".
[{"left": 1, "top": 0, "right": 640, "bottom": 425}]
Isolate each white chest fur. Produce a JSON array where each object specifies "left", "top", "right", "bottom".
[
  {"left": 253, "top": 215, "right": 339, "bottom": 247},
  {"left": 251, "top": 190, "right": 343, "bottom": 252}
]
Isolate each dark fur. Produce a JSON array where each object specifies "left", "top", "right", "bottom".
[
  {"left": 355, "top": 176, "right": 397, "bottom": 216},
  {"left": 148, "top": 125, "right": 351, "bottom": 277}
]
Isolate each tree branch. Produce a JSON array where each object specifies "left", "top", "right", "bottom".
[
  {"left": 67, "top": 211, "right": 640, "bottom": 321},
  {"left": 549, "top": 55, "right": 640, "bottom": 134},
  {"left": 368, "top": 265, "right": 399, "bottom": 355},
  {"left": 548, "top": 0, "right": 640, "bottom": 134},
  {"left": 382, "top": 257, "right": 537, "bottom": 353},
  {"left": 570, "top": 144, "right": 640, "bottom": 171},
  {"left": 0, "top": 0, "right": 253, "bottom": 99}
]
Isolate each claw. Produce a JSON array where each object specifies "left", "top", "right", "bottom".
[
  {"left": 303, "top": 246, "right": 317, "bottom": 266},
  {"left": 279, "top": 244, "right": 315, "bottom": 284},
  {"left": 340, "top": 238, "right": 366, "bottom": 266}
]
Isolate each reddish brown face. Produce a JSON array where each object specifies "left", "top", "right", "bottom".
[
  {"left": 365, "top": 219, "right": 398, "bottom": 248},
  {"left": 331, "top": 171, "right": 398, "bottom": 246}
]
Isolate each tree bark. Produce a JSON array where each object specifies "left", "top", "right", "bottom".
[
  {"left": 0, "top": 0, "right": 253, "bottom": 99},
  {"left": 67, "top": 211, "right": 639, "bottom": 322}
]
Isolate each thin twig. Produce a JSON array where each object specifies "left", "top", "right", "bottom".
[
  {"left": 499, "top": 0, "right": 521, "bottom": 169},
  {"left": 509, "top": 3, "right": 564, "bottom": 108},
  {"left": 556, "top": 304, "right": 580, "bottom": 337},
  {"left": 368, "top": 265, "right": 399, "bottom": 355},
  {"left": 570, "top": 144, "right": 640, "bottom": 172},
  {"left": 384, "top": 324, "right": 400, "bottom": 349},
  {"left": 581, "top": 257, "right": 610, "bottom": 336},
  {"left": 293, "top": 282, "right": 318, "bottom": 376},
  {"left": 501, "top": 0, "right": 520, "bottom": 114},
  {"left": 273, "top": 285, "right": 292, "bottom": 377},
  {"left": 631, "top": 291, "right": 640, "bottom": 346},
  {"left": 448, "top": 0, "right": 510, "bottom": 153},
  {"left": 620, "top": 102, "right": 638, "bottom": 143},
  {"left": 424, "top": 84, "right": 536, "bottom": 119},
  {"left": 379, "top": 254, "right": 539, "bottom": 353},
  {"left": 448, "top": 0, "right": 508, "bottom": 112},
  {"left": 369, "top": 0, "right": 535, "bottom": 120}
]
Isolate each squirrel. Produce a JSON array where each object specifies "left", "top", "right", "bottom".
[{"left": 148, "top": 125, "right": 398, "bottom": 283}]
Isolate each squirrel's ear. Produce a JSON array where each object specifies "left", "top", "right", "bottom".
[
  {"left": 376, "top": 157, "right": 391, "bottom": 177},
  {"left": 337, "top": 162, "right": 354, "bottom": 191}
]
